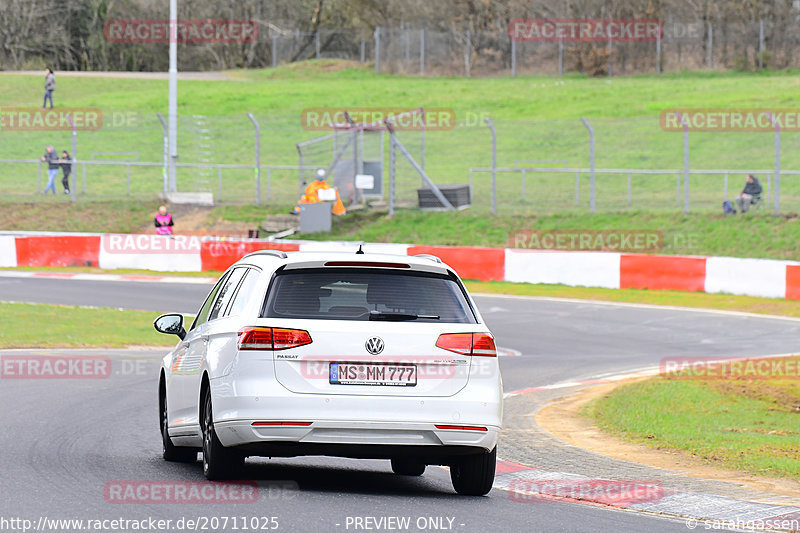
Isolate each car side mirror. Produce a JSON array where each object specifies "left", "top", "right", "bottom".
[{"left": 154, "top": 313, "right": 186, "bottom": 340}]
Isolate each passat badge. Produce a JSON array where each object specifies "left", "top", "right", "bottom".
[{"left": 365, "top": 337, "right": 385, "bottom": 355}]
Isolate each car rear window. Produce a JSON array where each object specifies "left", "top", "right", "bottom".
[{"left": 262, "top": 268, "right": 477, "bottom": 323}]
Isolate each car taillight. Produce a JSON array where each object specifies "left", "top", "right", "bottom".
[
  {"left": 238, "top": 327, "right": 312, "bottom": 351},
  {"left": 436, "top": 332, "right": 496, "bottom": 357}
]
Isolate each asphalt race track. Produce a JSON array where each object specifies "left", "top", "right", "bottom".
[{"left": 2, "top": 276, "right": 799, "bottom": 532}]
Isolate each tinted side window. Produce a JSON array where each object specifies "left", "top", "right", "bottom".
[
  {"left": 208, "top": 268, "right": 247, "bottom": 322},
  {"left": 225, "top": 269, "right": 261, "bottom": 317},
  {"left": 190, "top": 271, "right": 231, "bottom": 330}
]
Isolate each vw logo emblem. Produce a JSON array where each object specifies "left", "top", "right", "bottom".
[{"left": 365, "top": 337, "right": 385, "bottom": 355}]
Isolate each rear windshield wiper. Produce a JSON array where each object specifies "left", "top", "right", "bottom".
[{"left": 369, "top": 310, "right": 440, "bottom": 321}]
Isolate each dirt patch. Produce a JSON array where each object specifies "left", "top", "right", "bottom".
[
  {"left": 535, "top": 380, "right": 800, "bottom": 501},
  {"left": 134, "top": 204, "right": 256, "bottom": 236}
]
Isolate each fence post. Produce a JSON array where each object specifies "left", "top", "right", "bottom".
[
  {"left": 157, "top": 113, "right": 168, "bottom": 196},
  {"left": 404, "top": 27, "right": 410, "bottom": 62},
  {"left": 465, "top": 29, "right": 471, "bottom": 77},
  {"left": 768, "top": 112, "right": 780, "bottom": 214},
  {"left": 421, "top": 107, "right": 426, "bottom": 173},
  {"left": 248, "top": 113, "right": 261, "bottom": 205},
  {"left": 389, "top": 131, "right": 396, "bottom": 216},
  {"left": 724, "top": 172, "right": 728, "bottom": 198},
  {"left": 581, "top": 118, "right": 595, "bottom": 213},
  {"left": 758, "top": 20, "right": 764, "bottom": 70},
  {"left": 272, "top": 33, "right": 279, "bottom": 67},
  {"left": 707, "top": 23, "right": 713, "bottom": 69},
  {"left": 484, "top": 118, "right": 497, "bottom": 215},
  {"left": 374, "top": 27, "right": 381, "bottom": 73},
  {"left": 511, "top": 39, "right": 516, "bottom": 77},
  {"left": 627, "top": 172, "right": 631, "bottom": 205},
  {"left": 65, "top": 114, "right": 77, "bottom": 203},
  {"left": 420, "top": 29, "right": 425, "bottom": 75},
  {"left": 607, "top": 33, "right": 613, "bottom": 77},
  {"left": 656, "top": 25, "right": 661, "bottom": 73}
]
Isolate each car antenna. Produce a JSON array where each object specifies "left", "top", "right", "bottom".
[{"left": 356, "top": 244, "right": 364, "bottom": 255}]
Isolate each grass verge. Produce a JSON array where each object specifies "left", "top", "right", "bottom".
[
  {"left": 0, "top": 302, "right": 174, "bottom": 348},
  {"left": 582, "top": 358, "right": 800, "bottom": 478}
]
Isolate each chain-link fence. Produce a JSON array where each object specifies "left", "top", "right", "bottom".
[
  {"left": 263, "top": 18, "right": 800, "bottom": 77},
  {"left": 4, "top": 111, "right": 800, "bottom": 213}
]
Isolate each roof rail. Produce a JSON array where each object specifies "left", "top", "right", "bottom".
[
  {"left": 242, "top": 250, "right": 288, "bottom": 260},
  {"left": 414, "top": 253, "right": 442, "bottom": 263}
]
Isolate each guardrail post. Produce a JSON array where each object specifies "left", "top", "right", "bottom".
[
  {"left": 248, "top": 113, "right": 261, "bottom": 205},
  {"left": 581, "top": 118, "right": 595, "bottom": 213},
  {"left": 484, "top": 118, "right": 497, "bottom": 215}
]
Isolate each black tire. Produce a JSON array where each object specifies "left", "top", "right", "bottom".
[
  {"left": 160, "top": 384, "right": 197, "bottom": 463},
  {"left": 450, "top": 447, "right": 496, "bottom": 496},
  {"left": 391, "top": 458, "right": 426, "bottom": 476},
  {"left": 201, "top": 387, "right": 243, "bottom": 480}
]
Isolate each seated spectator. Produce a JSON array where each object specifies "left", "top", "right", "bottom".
[{"left": 735, "top": 174, "right": 762, "bottom": 213}]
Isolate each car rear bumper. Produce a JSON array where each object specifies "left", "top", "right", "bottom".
[{"left": 214, "top": 419, "right": 499, "bottom": 459}]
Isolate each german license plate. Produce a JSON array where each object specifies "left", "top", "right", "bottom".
[{"left": 330, "top": 362, "right": 417, "bottom": 386}]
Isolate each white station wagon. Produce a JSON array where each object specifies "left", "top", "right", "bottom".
[{"left": 155, "top": 250, "right": 503, "bottom": 495}]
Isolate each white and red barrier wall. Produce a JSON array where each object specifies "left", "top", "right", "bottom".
[{"left": 2, "top": 233, "right": 800, "bottom": 301}]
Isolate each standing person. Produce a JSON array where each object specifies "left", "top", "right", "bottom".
[
  {"left": 154, "top": 205, "right": 174, "bottom": 235},
  {"left": 40, "top": 145, "right": 59, "bottom": 195},
  {"left": 59, "top": 150, "right": 71, "bottom": 195},
  {"left": 42, "top": 68, "right": 55, "bottom": 110},
  {"left": 735, "top": 174, "right": 763, "bottom": 213}
]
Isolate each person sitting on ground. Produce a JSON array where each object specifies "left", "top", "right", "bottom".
[
  {"left": 154, "top": 205, "right": 174, "bottom": 235},
  {"left": 735, "top": 174, "right": 763, "bottom": 213},
  {"left": 291, "top": 168, "right": 346, "bottom": 215}
]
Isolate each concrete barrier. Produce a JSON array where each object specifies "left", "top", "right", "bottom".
[{"left": 1, "top": 232, "right": 797, "bottom": 301}]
